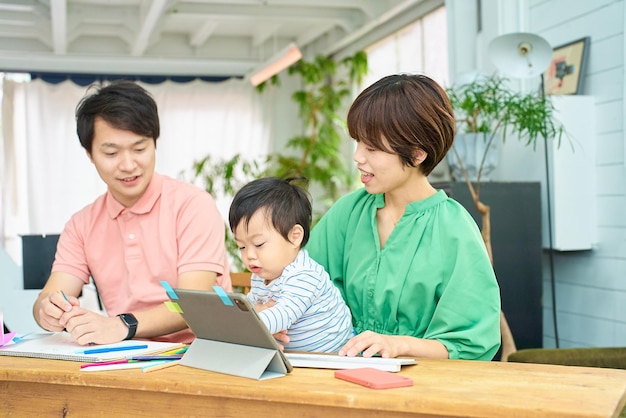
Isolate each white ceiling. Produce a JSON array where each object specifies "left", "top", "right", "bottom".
[{"left": 0, "top": 0, "right": 440, "bottom": 79}]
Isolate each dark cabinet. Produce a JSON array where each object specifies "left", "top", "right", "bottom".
[{"left": 434, "top": 182, "right": 543, "bottom": 356}]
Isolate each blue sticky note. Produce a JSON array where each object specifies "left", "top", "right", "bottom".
[
  {"left": 212, "top": 285, "right": 233, "bottom": 306},
  {"left": 160, "top": 281, "right": 178, "bottom": 300}
]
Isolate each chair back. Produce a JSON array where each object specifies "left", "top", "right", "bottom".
[{"left": 230, "top": 272, "right": 252, "bottom": 294}]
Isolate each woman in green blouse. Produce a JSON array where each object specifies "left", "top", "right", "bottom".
[{"left": 306, "top": 74, "right": 501, "bottom": 361}]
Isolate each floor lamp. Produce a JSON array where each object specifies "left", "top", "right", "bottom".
[{"left": 487, "top": 32, "right": 560, "bottom": 348}]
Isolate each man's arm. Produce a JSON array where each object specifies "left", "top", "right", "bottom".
[
  {"left": 35, "top": 270, "right": 217, "bottom": 345},
  {"left": 131, "top": 270, "right": 217, "bottom": 339}
]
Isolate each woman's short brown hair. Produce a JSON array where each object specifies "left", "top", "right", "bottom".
[{"left": 347, "top": 74, "right": 455, "bottom": 176}]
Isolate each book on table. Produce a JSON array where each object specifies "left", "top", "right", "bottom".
[
  {"left": 0, "top": 332, "right": 185, "bottom": 362},
  {"left": 284, "top": 352, "right": 417, "bottom": 372}
]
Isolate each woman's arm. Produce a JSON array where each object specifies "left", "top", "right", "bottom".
[{"left": 339, "top": 330, "right": 449, "bottom": 359}]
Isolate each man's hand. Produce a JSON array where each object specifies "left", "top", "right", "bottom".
[
  {"left": 60, "top": 308, "right": 128, "bottom": 345},
  {"left": 36, "top": 291, "right": 79, "bottom": 332}
]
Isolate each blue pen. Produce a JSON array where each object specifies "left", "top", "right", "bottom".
[
  {"left": 11, "top": 332, "right": 33, "bottom": 343},
  {"left": 58, "top": 289, "right": 70, "bottom": 302},
  {"left": 77, "top": 344, "right": 149, "bottom": 355}
]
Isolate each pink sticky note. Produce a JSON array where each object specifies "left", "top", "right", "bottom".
[
  {"left": 0, "top": 311, "right": 17, "bottom": 346},
  {"left": 1, "top": 331, "right": 16, "bottom": 346}
]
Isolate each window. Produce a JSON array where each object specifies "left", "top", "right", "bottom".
[{"left": 362, "top": 6, "right": 449, "bottom": 89}]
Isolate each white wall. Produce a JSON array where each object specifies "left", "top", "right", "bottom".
[
  {"left": 448, "top": 0, "right": 626, "bottom": 348},
  {"left": 529, "top": 0, "right": 626, "bottom": 348}
]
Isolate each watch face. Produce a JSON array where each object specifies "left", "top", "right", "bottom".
[
  {"left": 119, "top": 313, "right": 138, "bottom": 340},
  {"left": 121, "top": 313, "right": 138, "bottom": 327}
]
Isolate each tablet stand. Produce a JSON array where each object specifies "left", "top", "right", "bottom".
[{"left": 181, "top": 339, "right": 286, "bottom": 380}]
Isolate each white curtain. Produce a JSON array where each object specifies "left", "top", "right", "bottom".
[{"left": 1, "top": 77, "right": 269, "bottom": 263}]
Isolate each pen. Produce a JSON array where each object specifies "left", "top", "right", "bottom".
[
  {"left": 11, "top": 332, "right": 33, "bottom": 343},
  {"left": 57, "top": 289, "right": 70, "bottom": 302},
  {"left": 80, "top": 359, "right": 137, "bottom": 369},
  {"left": 129, "top": 355, "right": 184, "bottom": 361},
  {"left": 76, "top": 344, "right": 149, "bottom": 355}
]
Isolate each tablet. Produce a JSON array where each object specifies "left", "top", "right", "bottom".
[{"left": 173, "top": 289, "right": 293, "bottom": 375}]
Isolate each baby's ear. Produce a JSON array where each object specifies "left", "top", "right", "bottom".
[{"left": 289, "top": 224, "right": 305, "bottom": 247}]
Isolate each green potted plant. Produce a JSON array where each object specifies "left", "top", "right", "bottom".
[
  {"left": 445, "top": 74, "right": 565, "bottom": 360},
  {"left": 445, "top": 73, "right": 564, "bottom": 262},
  {"left": 188, "top": 51, "right": 368, "bottom": 271}
]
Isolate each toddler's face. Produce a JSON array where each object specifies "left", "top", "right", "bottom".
[{"left": 233, "top": 210, "right": 300, "bottom": 282}]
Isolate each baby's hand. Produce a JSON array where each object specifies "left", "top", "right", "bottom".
[{"left": 253, "top": 299, "right": 275, "bottom": 313}]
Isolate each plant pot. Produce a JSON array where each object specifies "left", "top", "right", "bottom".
[{"left": 446, "top": 132, "right": 500, "bottom": 181}]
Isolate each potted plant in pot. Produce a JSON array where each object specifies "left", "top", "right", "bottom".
[
  {"left": 445, "top": 73, "right": 565, "bottom": 360},
  {"left": 187, "top": 51, "right": 368, "bottom": 271},
  {"left": 445, "top": 73, "right": 564, "bottom": 265}
]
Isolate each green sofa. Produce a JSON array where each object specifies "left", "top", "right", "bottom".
[{"left": 508, "top": 347, "right": 626, "bottom": 369}]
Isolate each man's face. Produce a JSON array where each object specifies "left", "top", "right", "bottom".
[{"left": 87, "top": 117, "right": 156, "bottom": 208}]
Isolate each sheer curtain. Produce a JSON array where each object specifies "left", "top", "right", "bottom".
[{"left": 1, "top": 77, "right": 269, "bottom": 263}]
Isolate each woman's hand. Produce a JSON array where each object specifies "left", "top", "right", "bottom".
[
  {"left": 338, "top": 330, "right": 400, "bottom": 358},
  {"left": 339, "top": 330, "right": 449, "bottom": 359}
]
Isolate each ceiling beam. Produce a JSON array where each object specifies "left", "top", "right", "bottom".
[
  {"left": 67, "top": 23, "right": 134, "bottom": 46},
  {"left": 0, "top": 2, "right": 35, "bottom": 12},
  {"left": 0, "top": 51, "right": 255, "bottom": 77},
  {"left": 50, "top": 0, "right": 66, "bottom": 54},
  {"left": 325, "top": 0, "right": 438, "bottom": 56},
  {"left": 251, "top": 23, "right": 282, "bottom": 48},
  {"left": 131, "top": 0, "right": 168, "bottom": 56},
  {"left": 189, "top": 20, "right": 218, "bottom": 47},
  {"left": 169, "top": 3, "right": 362, "bottom": 29},
  {"left": 296, "top": 22, "right": 337, "bottom": 50}
]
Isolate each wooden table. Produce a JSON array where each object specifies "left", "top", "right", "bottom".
[{"left": 1, "top": 356, "right": 626, "bottom": 418}]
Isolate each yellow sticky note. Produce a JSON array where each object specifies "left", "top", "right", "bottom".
[{"left": 164, "top": 301, "right": 183, "bottom": 313}]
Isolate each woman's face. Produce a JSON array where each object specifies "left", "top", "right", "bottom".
[{"left": 353, "top": 139, "right": 425, "bottom": 195}]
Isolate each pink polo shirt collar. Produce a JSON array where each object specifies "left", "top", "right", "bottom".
[{"left": 105, "top": 172, "right": 163, "bottom": 219}]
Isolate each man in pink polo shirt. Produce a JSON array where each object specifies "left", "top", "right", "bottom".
[{"left": 33, "top": 80, "right": 231, "bottom": 344}]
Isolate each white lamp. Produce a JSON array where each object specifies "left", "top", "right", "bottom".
[
  {"left": 488, "top": 32, "right": 552, "bottom": 78},
  {"left": 488, "top": 32, "right": 560, "bottom": 348},
  {"left": 249, "top": 42, "right": 302, "bottom": 86}
]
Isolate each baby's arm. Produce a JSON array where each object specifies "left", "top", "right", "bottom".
[{"left": 257, "top": 274, "right": 319, "bottom": 334}]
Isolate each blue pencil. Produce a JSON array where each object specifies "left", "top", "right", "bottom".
[{"left": 77, "top": 344, "right": 149, "bottom": 355}]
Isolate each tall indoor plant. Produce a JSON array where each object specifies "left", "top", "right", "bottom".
[
  {"left": 446, "top": 74, "right": 564, "bottom": 266},
  {"left": 189, "top": 51, "right": 368, "bottom": 270},
  {"left": 446, "top": 74, "right": 564, "bottom": 359}
]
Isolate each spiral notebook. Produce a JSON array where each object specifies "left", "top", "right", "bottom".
[{"left": 0, "top": 332, "right": 184, "bottom": 362}]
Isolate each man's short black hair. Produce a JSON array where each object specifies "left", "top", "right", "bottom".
[{"left": 75, "top": 80, "right": 160, "bottom": 153}]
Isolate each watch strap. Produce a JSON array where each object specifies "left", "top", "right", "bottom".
[{"left": 118, "top": 313, "right": 138, "bottom": 340}]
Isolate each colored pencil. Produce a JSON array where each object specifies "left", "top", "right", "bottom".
[
  {"left": 142, "top": 359, "right": 181, "bottom": 373},
  {"left": 76, "top": 344, "right": 149, "bottom": 355}
]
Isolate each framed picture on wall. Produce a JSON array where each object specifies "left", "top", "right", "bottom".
[{"left": 544, "top": 37, "right": 590, "bottom": 95}]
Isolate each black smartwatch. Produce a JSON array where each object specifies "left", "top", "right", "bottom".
[{"left": 118, "top": 313, "right": 138, "bottom": 340}]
